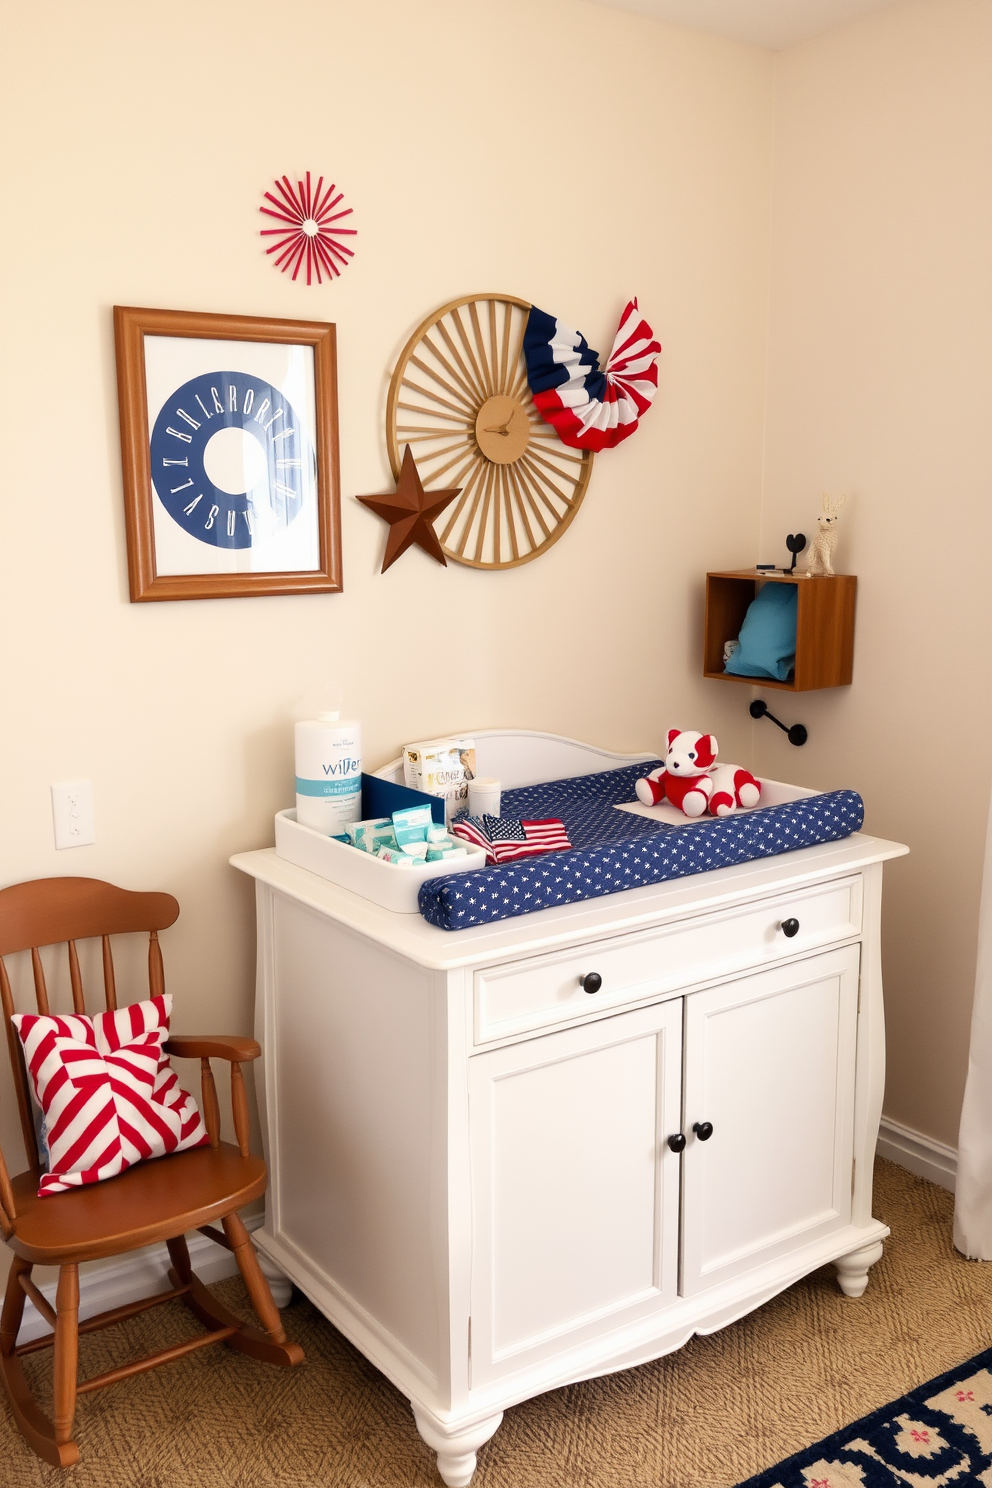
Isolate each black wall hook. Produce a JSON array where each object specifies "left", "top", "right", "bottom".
[{"left": 750, "top": 698, "right": 808, "bottom": 746}]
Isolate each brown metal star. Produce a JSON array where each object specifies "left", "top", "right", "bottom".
[{"left": 356, "top": 445, "right": 461, "bottom": 572}]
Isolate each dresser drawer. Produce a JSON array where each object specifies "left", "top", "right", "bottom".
[{"left": 472, "top": 875, "right": 862, "bottom": 1045}]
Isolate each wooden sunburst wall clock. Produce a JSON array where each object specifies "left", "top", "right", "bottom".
[{"left": 386, "top": 294, "right": 594, "bottom": 570}]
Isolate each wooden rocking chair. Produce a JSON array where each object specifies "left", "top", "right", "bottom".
[{"left": 0, "top": 876, "right": 303, "bottom": 1467}]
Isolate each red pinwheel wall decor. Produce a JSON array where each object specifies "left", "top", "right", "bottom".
[{"left": 259, "top": 172, "right": 356, "bottom": 285}]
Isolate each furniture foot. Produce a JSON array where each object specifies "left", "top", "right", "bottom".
[
  {"left": 834, "top": 1238, "right": 885, "bottom": 1297},
  {"left": 411, "top": 1406, "right": 504, "bottom": 1488},
  {"left": 254, "top": 1246, "right": 293, "bottom": 1308}
]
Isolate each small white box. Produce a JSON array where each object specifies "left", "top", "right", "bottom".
[{"left": 274, "top": 809, "right": 486, "bottom": 913}]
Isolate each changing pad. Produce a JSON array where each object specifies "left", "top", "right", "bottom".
[{"left": 417, "top": 762, "right": 864, "bottom": 930}]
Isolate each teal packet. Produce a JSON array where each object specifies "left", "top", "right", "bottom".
[
  {"left": 426, "top": 842, "right": 469, "bottom": 862},
  {"left": 392, "top": 803, "right": 433, "bottom": 847},
  {"left": 347, "top": 817, "right": 397, "bottom": 853}
]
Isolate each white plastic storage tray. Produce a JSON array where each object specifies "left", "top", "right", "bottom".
[
  {"left": 273, "top": 729, "right": 639, "bottom": 915},
  {"left": 275, "top": 731, "right": 822, "bottom": 915},
  {"left": 274, "top": 809, "right": 487, "bottom": 913}
]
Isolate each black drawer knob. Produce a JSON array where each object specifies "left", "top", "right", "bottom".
[
  {"left": 780, "top": 918, "right": 800, "bottom": 938},
  {"left": 693, "top": 1121, "right": 714, "bottom": 1141},
  {"left": 667, "top": 1133, "right": 686, "bottom": 1153},
  {"left": 579, "top": 972, "right": 603, "bottom": 994}
]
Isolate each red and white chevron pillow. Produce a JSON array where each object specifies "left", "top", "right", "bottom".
[{"left": 12, "top": 993, "right": 209, "bottom": 1197}]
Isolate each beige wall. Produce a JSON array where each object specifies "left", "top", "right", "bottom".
[
  {"left": 757, "top": 0, "right": 992, "bottom": 1147},
  {"left": 0, "top": 0, "right": 773, "bottom": 1266}
]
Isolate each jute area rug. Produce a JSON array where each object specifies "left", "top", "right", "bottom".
[{"left": 2, "top": 1158, "right": 992, "bottom": 1488}]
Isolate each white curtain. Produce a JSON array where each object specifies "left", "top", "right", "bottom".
[{"left": 954, "top": 786, "right": 992, "bottom": 1258}]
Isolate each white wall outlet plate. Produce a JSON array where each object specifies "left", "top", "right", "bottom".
[{"left": 51, "top": 780, "right": 95, "bottom": 849}]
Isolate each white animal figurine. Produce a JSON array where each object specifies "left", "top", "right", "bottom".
[{"left": 804, "top": 492, "right": 849, "bottom": 576}]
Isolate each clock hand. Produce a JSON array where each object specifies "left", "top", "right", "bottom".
[{"left": 483, "top": 413, "right": 515, "bottom": 436}]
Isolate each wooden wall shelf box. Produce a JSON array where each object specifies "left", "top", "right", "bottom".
[{"left": 704, "top": 572, "right": 857, "bottom": 692}]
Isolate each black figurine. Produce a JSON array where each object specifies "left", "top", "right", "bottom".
[{"left": 784, "top": 533, "right": 806, "bottom": 573}]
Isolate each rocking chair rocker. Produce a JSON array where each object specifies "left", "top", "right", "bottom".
[{"left": 0, "top": 876, "right": 303, "bottom": 1467}]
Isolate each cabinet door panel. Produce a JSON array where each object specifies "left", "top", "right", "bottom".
[
  {"left": 680, "top": 946, "right": 859, "bottom": 1294},
  {"left": 469, "top": 1000, "right": 682, "bottom": 1387}
]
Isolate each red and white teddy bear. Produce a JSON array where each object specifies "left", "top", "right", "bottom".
[{"left": 635, "top": 730, "right": 760, "bottom": 818}]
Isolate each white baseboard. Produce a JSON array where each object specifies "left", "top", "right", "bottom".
[
  {"left": 17, "top": 1213, "right": 264, "bottom": 1345},
  {"left": 876, "top": 1115, "right": 957, "bottom": 1193}
]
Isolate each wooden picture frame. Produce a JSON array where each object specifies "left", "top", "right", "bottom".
[{"left": 114, "top": 306, "right": 341, "bottom": 601}]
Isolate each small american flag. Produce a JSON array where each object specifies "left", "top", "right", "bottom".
[{"left": 451, "top": 815, "right": 572, "bottom": 865}]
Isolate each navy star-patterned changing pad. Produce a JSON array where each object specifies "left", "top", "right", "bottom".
[{"left": 417, "top": 762, "right": 864, "bottom": 931}]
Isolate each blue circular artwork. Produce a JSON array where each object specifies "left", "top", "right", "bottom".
[{"left": 149, "top": 371, "right": 313, "bottom": 549}]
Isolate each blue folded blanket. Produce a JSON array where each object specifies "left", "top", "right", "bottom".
[{"left": 417, "top": 762, "right": 864, "bottom": 931}]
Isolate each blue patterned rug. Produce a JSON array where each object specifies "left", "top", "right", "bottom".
[{"left": 738, "top": 1347, "right": 992, "bottom": 1485}]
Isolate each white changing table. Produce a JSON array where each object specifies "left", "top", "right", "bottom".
[{"left": 231, "top": 732, "right": 908, "bottom": 1486}]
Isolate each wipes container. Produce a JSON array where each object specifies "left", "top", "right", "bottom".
[{"left": 295, "top": 711, "right": 363, "bottom": 835}]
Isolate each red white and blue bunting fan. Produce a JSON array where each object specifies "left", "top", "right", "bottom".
[
  {"left": 523, "top": 299, "right": 661, "bottom": 452},
  {"left": 259, "top": 172, "right": 356, "bottom": 285}
]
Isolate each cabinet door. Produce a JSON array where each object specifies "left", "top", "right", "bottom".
[
  {"left": 468, "top": 998, "right": 683, "bottom": 1388},
  {"left": 680, "top": 945, "right": 860, "bottom": 1295}
]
